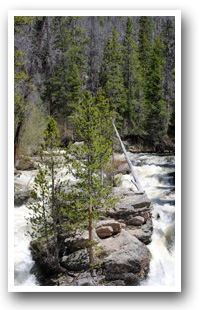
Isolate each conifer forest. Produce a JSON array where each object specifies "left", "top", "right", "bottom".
[{"left": 14, "top": 16, "right": 175, "bottom": 164}]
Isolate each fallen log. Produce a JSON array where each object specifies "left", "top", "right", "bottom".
[{"left": 113, "top": 122, "right": 144, "bottom": 193}]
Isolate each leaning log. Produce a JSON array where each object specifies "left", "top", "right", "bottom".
[{"left": 113, "top": 122, "right": 144, "bottom": 193}]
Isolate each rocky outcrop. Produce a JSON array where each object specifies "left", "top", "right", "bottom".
[
  {"left": 14, "top": 190, "right": 31, "bottom": 206},
  {"left": 30, "top": 187, "right": 153, "bottom": 286}
]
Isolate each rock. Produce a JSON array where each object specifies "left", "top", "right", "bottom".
[
  {"left": 99, "top": 230, "right": 151, "bottom": 285},
  {"left": 16, "top": 156, "right": 36, "bottom": 171},
  {"left": 114, "top": 162, "right": 130, "bottom": 175},
  {"left": 96, "top": 226, "right": 113, "bottom": 238},
  {"left": 127, "top": 215, "right": 145, "bottom": 226},
  {"left": 64, "top": 229, "right": 90, "bottom": 253},
  {"left": 14, "top": 190, "right": 31, "bottom": 206},
  {"left": 61, "top": 249, "right": 90, "bottom": 271},
  {"left": 107, "top": 187, "right": 152, "bottom": 225},
  {"left": 127, "top": 218, "right": 153, "bottom": 244},
  {"left": 95, "top": 219, "right": 121, "bottom": 238}
]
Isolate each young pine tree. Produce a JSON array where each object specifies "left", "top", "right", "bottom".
[
  {"left": 67, "top": 90, "right": 117, "bottom": 275},
  {"left": 27, "top": 165, "right": 52, "bottom": 261},
  {"left": 27, "top": 117, "right": 64, "bottom": 271}
]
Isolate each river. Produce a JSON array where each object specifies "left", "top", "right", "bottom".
[{"left": 14, "top": 152, "right": 175, "bottom": 287}]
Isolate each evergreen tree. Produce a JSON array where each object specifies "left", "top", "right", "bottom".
[
  {"left": 122, "top": 17, "right": 145, "bottom": 136},
  {"left": 43, "top": 17, "right": 88, "bottom": 124},
  {"left": 144, "top": 36, "right": 167, "bottom": 137},
  {"left": 43, "top": 117, "right": 62, "bottom": 270},
  {"left": 100, "top": 27, "right": 126, "bottom": 128},
  {"left": 27, "top": 165, "right": 52, "bottom": 261},
  {"left": 138, "top": 16, "right": 153, "bottom": 79},
  {"left": 67, "top": 91, "right": 117, "bottom": 275},
  {"left": 27, "top": 117, "right": 66, "bottom": 271}
]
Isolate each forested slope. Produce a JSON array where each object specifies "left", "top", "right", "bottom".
[{"left": 14, "top": 15, "right": 175, "bottom": 164}]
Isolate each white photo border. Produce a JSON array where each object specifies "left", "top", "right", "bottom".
[{"left": 8, "top": 9, "right": 181, "bottom": 293}]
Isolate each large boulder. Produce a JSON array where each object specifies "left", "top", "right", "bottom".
[{"left": 99, "top": 230, "right": 151, "bottom": 285}]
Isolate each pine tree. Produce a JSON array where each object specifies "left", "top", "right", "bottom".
[
  {"left": 100, "top": 27, "right": 126, "bottom": 128},
  {"left": 122, "top": 17, "right": 145, "bottom": 136},
  {"left": 144, "top": 36, "right": 167, "bottom": 137},
  {"left": 138, "top": 16, "right": 153, "bottom": 79},
  {"left": 43, "top": 17, "right": 88, "bottom": 123},
  {"left": 27, "top": 117, "right": 65, "bottom": 271},
  {"left": 27, "top": 165, "right": 52, "bottom": 261},
  {"left": 67, "top": 91, "right": 117, "bottom": 275}
]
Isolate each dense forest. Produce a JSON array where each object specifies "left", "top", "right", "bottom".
[{"left": 14, "top": 15, "right": 175, "bottom": 166}]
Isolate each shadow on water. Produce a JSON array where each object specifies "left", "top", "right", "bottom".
[
  {"left": 132, "top": 160, "right": 175, "bottom": 169},
  {"left": 152, "top": 198, "right": 175, "bottom": 206},
  {"left": 156, "top": 186, "right": 175, "bottom": 191}
]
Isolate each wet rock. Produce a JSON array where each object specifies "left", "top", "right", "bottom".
[
  {"left": 127, "top": 218, "right": 153, "bottom": 244},
  {"left": 14, "top": 190, "right": 31, "bottom": 206}
]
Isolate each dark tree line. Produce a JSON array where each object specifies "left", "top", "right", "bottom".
[{"left": 14, "top": 15, "right": 175, "bottom": 164}]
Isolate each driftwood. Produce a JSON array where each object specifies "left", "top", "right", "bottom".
[{"left": 113, "top": 122, "right": 144, "bottom": 193}]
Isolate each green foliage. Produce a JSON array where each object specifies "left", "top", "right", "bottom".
[
  {"left": 138, "top": 16, "right": 153, "bottom": 78},
  {"left": 122, "top": 17, "right": 145, "bottom": 136},
  {"left": 14, "top": 16, "right": 33, "bottom": 33},
  {"left": 44, "top": 16, "right": 88, "bottom": 120},
  {"left": 100, "top": 27, "right": 126, "bottom": 123},
  {"left": 19, "top": 105, "right": 48, "bottom": 155},
  {"left": 26, "top": 117, "right": 68, "bottom": 268},
  {"left": 66, "top": 90, "right": 118, "bottom": 271},
  {"left": 144, "top": 36, "right": 167, "bottom": 136}
]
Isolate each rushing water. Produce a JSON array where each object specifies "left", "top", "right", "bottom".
[
  {"left": 14, "top": 152, "right": 175, "bottom": 287},
  {"left": 121, "top": 152, "right": 175, "bottom": 286}
]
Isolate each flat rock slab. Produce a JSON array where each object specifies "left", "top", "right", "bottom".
[{"left": 107, "top": 187, "right": 152, "bottom": 225}]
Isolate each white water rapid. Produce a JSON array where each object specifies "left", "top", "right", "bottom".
[
  {"left": 14, "top": 152, "right": 175, "bottom": 287},
  {"left": 121, "top": 152, "right": 175, "bottom": 286}
]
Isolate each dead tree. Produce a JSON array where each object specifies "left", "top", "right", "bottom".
[{"left": 113, "top": 122, "right": 144, "bottom": 193}]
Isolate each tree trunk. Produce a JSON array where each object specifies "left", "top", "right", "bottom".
[
  {"left": 113, "top": 122, "right": 144, "bottom": 192},
  {"left": 14, "top": 121, "right": 23, "bottom": 167},
  {"left": 88, "top": 153, "right": 94, "bottom": 276},
  {"left": 51, "top": 144, "right": 60, "bottom": 270}
]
